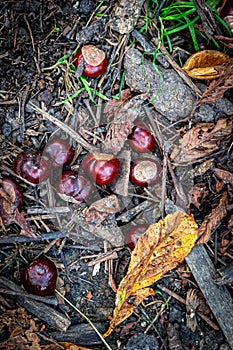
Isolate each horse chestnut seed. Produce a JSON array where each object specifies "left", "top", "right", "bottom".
[
  {"left": 128, "top": 122, "right": 156, "bottom": 152},
  {"left": 22, "top": 256, "right": 57, "bottom": 296},
  {"left": 221, "top": 5, "right": 233, "bottom": 33},
  {"left": 14, "top": 150, "right": 51, "bottom": 184},
  {"left": 1, "top": 177, "right": 23, "bottom": 210},
  {"left": 43, "top": 138, "right": 74, "bottom": 168},
  {"left": 130, "top": 158, "right": 161, "bottom": 187},
  {"left": 56, "top": 170, "right": 93, "bottom": 202},
  {"left": 74, "top": 45, "right": 108, "bottom": 78},
  {"left": 125, "top": 224, "right": 148, "bottom": 250},
  {"left": 82, "top": 152, "right": 120, "bottom": 186}
]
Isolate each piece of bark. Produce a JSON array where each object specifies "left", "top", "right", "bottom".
[
  {"left": 186, "top": 244, "right": 233, "bottom": 349},
  {"left": 0, "top": 230, "right": 67, "bottom": 244},
  {"left": 16, "top": 296, "right": 71, "bottom": 332},
  {"left": 46, "top": 323, "right": 105, "bottom": 346},
  {"left": 0, "top": 276, "right": 70, "bottom": 332}
]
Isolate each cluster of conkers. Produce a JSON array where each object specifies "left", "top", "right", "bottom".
[
  {"left": 14, "top": 138, "right": 74, "bottom": 184},
  {"left": 127, "top": 121, "right": 161, "bottom": 187}
]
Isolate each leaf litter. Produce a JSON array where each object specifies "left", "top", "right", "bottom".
[{"left": 104, "top": 211, "right": 198, "bottom": 336}]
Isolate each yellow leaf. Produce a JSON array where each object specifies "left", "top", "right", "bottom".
[
  {"left": 183, "top": 50, "right": 230, "bottom": 80},
  {"left": 104, "top": 211, "right": 198, "bottom": 336}
]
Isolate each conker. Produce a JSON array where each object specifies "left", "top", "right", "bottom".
[
  {"left": 56, "top": 170, "right": 93, "bottom": 201},
  {"left": 125, "top": 224, "right": 148, "bottom": 250},
  {"left": 14, "top": 150, "right": 51, "bottom": 184},
  {"left": 1, "top": 177, "right": 23, "bottom": 210},
  {"left": 130, "top": 158, "right": 161, "bottom": 187},
  {"left": 82, "top": 152, "right": 120, "bottom": 186},
  {"left": 74, "top": 45, "right": 108, "bottom": 78},
  {"left": 128, "top": 122, "right": 156, "bottom": 152},
  {"left": 22, "top": 256, "right": 57, "bottom": 296},
  {"left": 221, "top": 5, "right": 233, "bottom": 33},
  {"left": 43, "top": 138, "right": 74, "bottom": 168}
]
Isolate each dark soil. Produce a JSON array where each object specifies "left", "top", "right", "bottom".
[{"left": 0, "top": 1, "right": 233, "bottom": 350}]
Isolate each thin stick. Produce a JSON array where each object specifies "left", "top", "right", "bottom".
[
  {"left": 55, "top": 290, "right": 113, "bottom": 350},
  {"left": 28, "top": 102, "right": 97, "bottom": 152}
]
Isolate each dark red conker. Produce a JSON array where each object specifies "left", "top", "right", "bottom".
[
  {"left": 56, "top": 170, "right": 93, "bottom": 202},
  {"left": 125, "top": 224, "right": 148, "bottom": 250},
  {"left": 128, "top": 122, "right": 156, "bottom": 153},
  {"left": 82, "top": 152, "right": 120, "bottom": 186},
  {"left": 43, "top": 138, "right": 75, "bottom": 168},
  {"left": 14, "top": 150, "right": 51, "bottom": 184},
  {"left": 22, "top": 256, "right": 57, "bottom": 296},
  {"left": 74, "top": 45, "right": 108, "bottom": 78},
  {"left": 1, "top": 177, "right": 23, "bottom": 210},
  {"left": 130, "top": 158, "right": 161, "bottom": 187}
]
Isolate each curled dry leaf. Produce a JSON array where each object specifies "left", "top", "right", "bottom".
[
  {"left": 104, "top": 211, "right": 198, "bottom": 337},
  {"left": 170, "top": 116, "right": 233, "bottom": 164},
  {"left": 85, "top": 194, "right": 120, "bottom": 225},
  {"left": 183, "top": 50, "right": 230, "bottom": 80},
  {"left": 198, "top": 59, "right": 233, "bottom": 104},
  {"left": 214, "top": 168, "right": 233, "bottom": 184},
  {"left": 0, "top": 181, "right": 36, "bottom": 238},
  {"left": 197, "top": 191, "right": 228, "bottom": 244},
  {"left": 103, "top": 92, "right": 149, "bottom": 155},
  {"left": 188, "top": 183, "right": 208, "bottom": 210},
  {"left": 186, "top": 289, "right": 200, "bottom": 332}
]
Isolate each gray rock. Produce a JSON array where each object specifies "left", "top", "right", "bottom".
[{"left": 124, "top": 48, "right": 233, "bottom": 123}]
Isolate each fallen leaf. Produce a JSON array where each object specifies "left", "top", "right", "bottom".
[
  {"left": 197, "top": 191, "right": 228, "bottom": 244},
  {"left": 103, "top": 93, "right": 149, "bottom": 155},
  {"left": 186, "top": 289, "right": 200, "bottom": 332},
  {"left": 183, "top": 50, "right": 230, "bottom": 79},
  {"left": 0, "top": 181, "right": 36, "bottom": 238},
  {"left": 198, "top": 59, "right": 233, "bottom": 104},
  {"left": 85, "top": 194, "right": 120, "bottom": 225},
  {"left": 170, "top": 116, "right": 233, "bottom": 164},
  {"left": 188, "top": 183, "right": 207, "bottom": 210},
  {"left": 214, "top": 168, "right": 233, "bottom": 184},
  {"left": 104, "top": 211, "right": 198, "bottom": 336}
]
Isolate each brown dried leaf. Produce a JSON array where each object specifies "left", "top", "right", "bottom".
[
  {"left": 186, "top": 289, "right": 200, "bottom": 332},
  {"left": 104, "top": 211, "right": 198, "bottom": 336},
  {"left": 198, "top": 59, "right": 233, "bottom": 104},
  {"left": 0, "top": 183, "right": 36, "bottom": 238},
  {"left": 214, "top": 168, "right": 233, "bottom": 184},
  {"left": 188, "top": 183, "right": 207, "bottom": 210},
  {"left": 170, "top": 116, "right": 233, "bottom": 164},
  {"left": 183, "top": 50, "right": 230, "bottom": 79},
  {"left": 85, "top": 194, "right": 120, "bottom": 225},
  {"left": 103, "top": 93, "right": 149, "bottom": 155},
  {"left": 197, "top": 191, "right": 228, "bottom": 244}
]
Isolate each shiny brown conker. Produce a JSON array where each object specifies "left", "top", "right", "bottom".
[
  {"left": 43, "top": 138, "right": 75, "bottom": 168},
  {"left": 125, "top": 224, "right": 148, "bottom": 250},
  {"left": 56, "top": 170, "right": 93, "bottom": 201},
  {"left": 128, "top": 122, "right": 156, "bottom": 152},
  {"left": 82, "top": 152, "right": 120, "bottom": 186},
  {"left": 14, "top": 150, "right": 51, "bottom": 184},
  {"left": 130, "top": 158, "right": 161, "bottom": 187},
  {"left": 22, "top": 256, "right": 57, "bottom": 296},
  {"left": 74, "top": 45, "right": 108, "bottom": 78}
]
